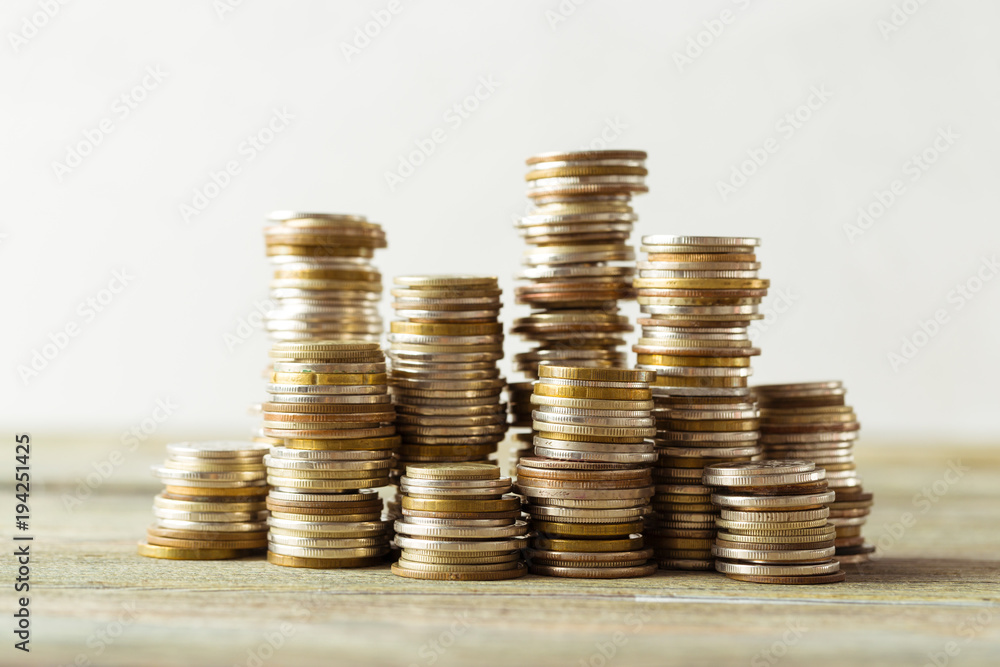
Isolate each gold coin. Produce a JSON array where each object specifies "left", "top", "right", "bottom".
[
  {"left": 390, "top": 562, "right": 526, "bottom": 580},
  {"left": 533, "top": 384, "right": 652, "bottom": 401},
  {"left": 270, "top": 372, "right": 387, "bottom": 386},
  {"left": 532, "top": 535, "right": 644, "bottom": 552},
  {"left": 401, "top": 496, "right": 520, "bottom": 512},
  {"left": 137, "top": 541, "right": 261, "bottom": 560},
  {"left": 266, "top": 552, "right": 386, "bottom": 568},
  {"left": 145, "top": 535, "right": 267, "bottom": 550},
  {"left": 537, "top": 366, "right": 656, "bottom": 384},
  {"left": 285, "top": 436, "right": 400, "bottom": 451},
  {"left": 633, "top": 279, "right": 770, "bottom": 289},
  {"left": 405, "top": 462, "right": 501, "bottom": 481},
  {"left": 532, "top": 521, "right": 643, "bottom": 537},
  {"left": 390, "top": 321, "right": 503, "bottom": 335}
]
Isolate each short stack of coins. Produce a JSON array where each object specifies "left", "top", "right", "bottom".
[
  {"left": 262, "top": 340, "right": 396, "bottom": 568},
  {"left": 704, "top": 460, "right": 844, "bottom": 584},
  {"left": 633, "top": 235, "right": 768, "bottom": 571},
  {"left": 753, "top": 381, "right": 875, "bottom": 563},
  {"left": 392, "top": 463, "right": 527, "bottom": 580},
  {"left": 263, "top": 211, "right": 387, "bottom": 343},
  {"left": 519, "top": 365, "right": 658, "bottom": 578},
  {"left": 511, "top": 149, "right": 649, "bottom": 378},
  {"left": 139, "top": 441, "right": 270, "bottom": 560},
  {"left": 387, "top": 274, "right": 508, "bottom": 518}
]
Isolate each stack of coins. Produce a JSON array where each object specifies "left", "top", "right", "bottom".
[
  {"left": 704, "top": 460, "right": 844, "bottom": 584},
  {"left": 263, "top": 211, "right": 387, "bottom": 343},
  {"left": 518, "top": 366, "right": 658, "bottom": 578},
  {"left": 633, "top": 235, "right": 768, "bottom": 571},
  {"left": 506, "top": 381, "right": 534, "bottom": 475},
  {"left": 392, "top": 463, "right": 527, "bottom": 580},
  {"left": 387, "top": 275, "right": 508, "bottom": 516},
  {"left": 138, "top": 441, "right": 269, "bottom": 560},
  {"left": 262, "top": 340, "right": 396, "bottom": 568},
  {"left": 511, "top": 150, "right": 648, "bottom": 379},
  {"left": 753, "top": 381, "right": 875, "bottom": 564}
]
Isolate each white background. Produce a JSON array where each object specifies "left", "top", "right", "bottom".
[{"left": 2, "top": 0, "right": 998, "bottom": 445}]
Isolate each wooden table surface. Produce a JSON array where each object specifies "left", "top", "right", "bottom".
[{"left": 5, "top": 438, "right": 999, "bottom": 666}]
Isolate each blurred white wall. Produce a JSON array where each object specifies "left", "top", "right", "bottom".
[{"left": 2, "top": 0, "right": 998, "bottom": 444}]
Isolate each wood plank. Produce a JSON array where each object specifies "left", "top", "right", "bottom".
[{"left": 6, "top": 440, "right": 1000, "bottom": 666}]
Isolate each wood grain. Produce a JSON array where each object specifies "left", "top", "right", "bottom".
[{"left": 4, "top": 438, "right": 999, "bottom": 666}]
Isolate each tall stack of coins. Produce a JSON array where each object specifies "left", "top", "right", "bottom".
[
  {"left": 704, "top": 461, "right": 843, "bottom": 584},
  {"left": 138, "top": 441, "right": 269, "bottom": 560},
  {"left": 511, "top": 150, "right": 648, "bottom": 379},
  {"left": 753, "top": 381, "right": 874, "bottom": 563},
  {"left": 518, "top": 366, "right": 658, "bottom": 578},
  {"left": 387, "top": 275, "right": 508, "bottom": 517},
  {"left": 263, "top": 211, "right": 387, "bottom": 343},
  {"left": 633, "top": 235, "right": 768, "bottom": 571},
  {"left": 262, "top": 340, "right": 395, "bottom": 568},
  {"left": 392, "top": 463, "right": 527, "bottom": 580}
]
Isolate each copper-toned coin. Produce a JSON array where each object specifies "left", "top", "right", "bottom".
[
  {"left": 528, "top": 562, "right": 656, "bottom": 578},
  {"left": 266, "top": 552, "right": 387, "bottom": 569},
  {"left": 725, "top": 572, "right": 846, "bottom": 584},
  {"left": 391, "top": 562, "right": 526, "bottom": 580}
]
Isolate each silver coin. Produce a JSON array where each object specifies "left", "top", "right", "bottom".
[
  {"left": 151, "top": 466, "right": 266, "bottom": 482},
  {"left": 267, "top": 543, "right": 388, "bottom": 558},
  {"left": 154, "top": 518, "right": 267, "bottom": 532},
  {"left": 267, "top": 393, "right": 392, "bottom": 404},
  {"left": 271, "top": 362, "right": 387, "bottom": 373},
  {"left": 267, "top": 384, "right": 387, "bottom": 395},
  {"left": 165, "top": 441, "right": 270, "bottom": 459},
  {"left": 531, "top": 410, "right": 653, "bottom": 428},
  {"left": 266, "top": 489, "right": 379, "bottom": 502},
  {"left": 393, "top": 535, "right": 525, "bottom": 553},
  {"left": 267, "top": 535, "right": 388, "bottom": 548},
  {"left": 264, "top": 456, "right": 392, "bottom": 471},
  {"left": 533, "top": 446, "right": 657, "bottom": 465}
]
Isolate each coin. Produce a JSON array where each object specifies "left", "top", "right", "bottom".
[
  {"left": 137, "top": 542, "right": 262, "bottom": 560},
  {"left": 391, "top": 562, "right": 527, "bottom": 580}
]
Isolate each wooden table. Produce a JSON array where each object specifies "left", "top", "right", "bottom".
[{"left": 9, "top": 439, "right": 1000, "bottom": 666}]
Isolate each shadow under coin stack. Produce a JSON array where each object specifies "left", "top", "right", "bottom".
[
  {"left": 262, "top": 340, "right": 395, "bottom": 568},
  {"left": 392, "top": 463, "right": 527, "bottom": 580},
  {"left": 519, "top": 365, "right": 658, "bottom": 579},
  {"left": 704, "top": 460, "right": 843, "bottom": 584},
  {"left": 753, "top": 381, "right": 875, "bottom": 564},
  {"left": 632, "top": 235, "right": 768, "bottom": 571},
  {"left": 511, "top": 149, "right": 649, "bottom": 380},
  {"left": 387, "top": 275, "right": 508, "bottom": 519},
  {"left": 263, "top": 211, "right": 386, "bottom": 343},
  {"left": 139, "top": 441, "right": 270, "bottom": 560}
]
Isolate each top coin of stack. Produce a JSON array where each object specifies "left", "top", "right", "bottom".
[
  {"left": 519, "top": 365, "right": 658, "bottom": 579},
  {"left": 262, "top": 340, "right": 396, "bottom": 568},
  {"left": 511, "top": 150, "right": 649, "bottom": 379},
  {"left": 139, "top": 441, "right": 270, "bottom": 560},
  {"left": 632, "top": 235, "right": 768, "bottom": 571},
  {"left": 388, "top": 275, "right": 507, "bottom": 471},
  {"left": 392, "top": 462, "right": 528, "bottom": 580},
  {"left": 263, "top": 211, "right": 387, "bottom": 343},
  {"left": 704, "top": 460, "right": 844, "bottom": 584},
  {"left": 753, "top": 381, "right": 874, "bottom": 563}
]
